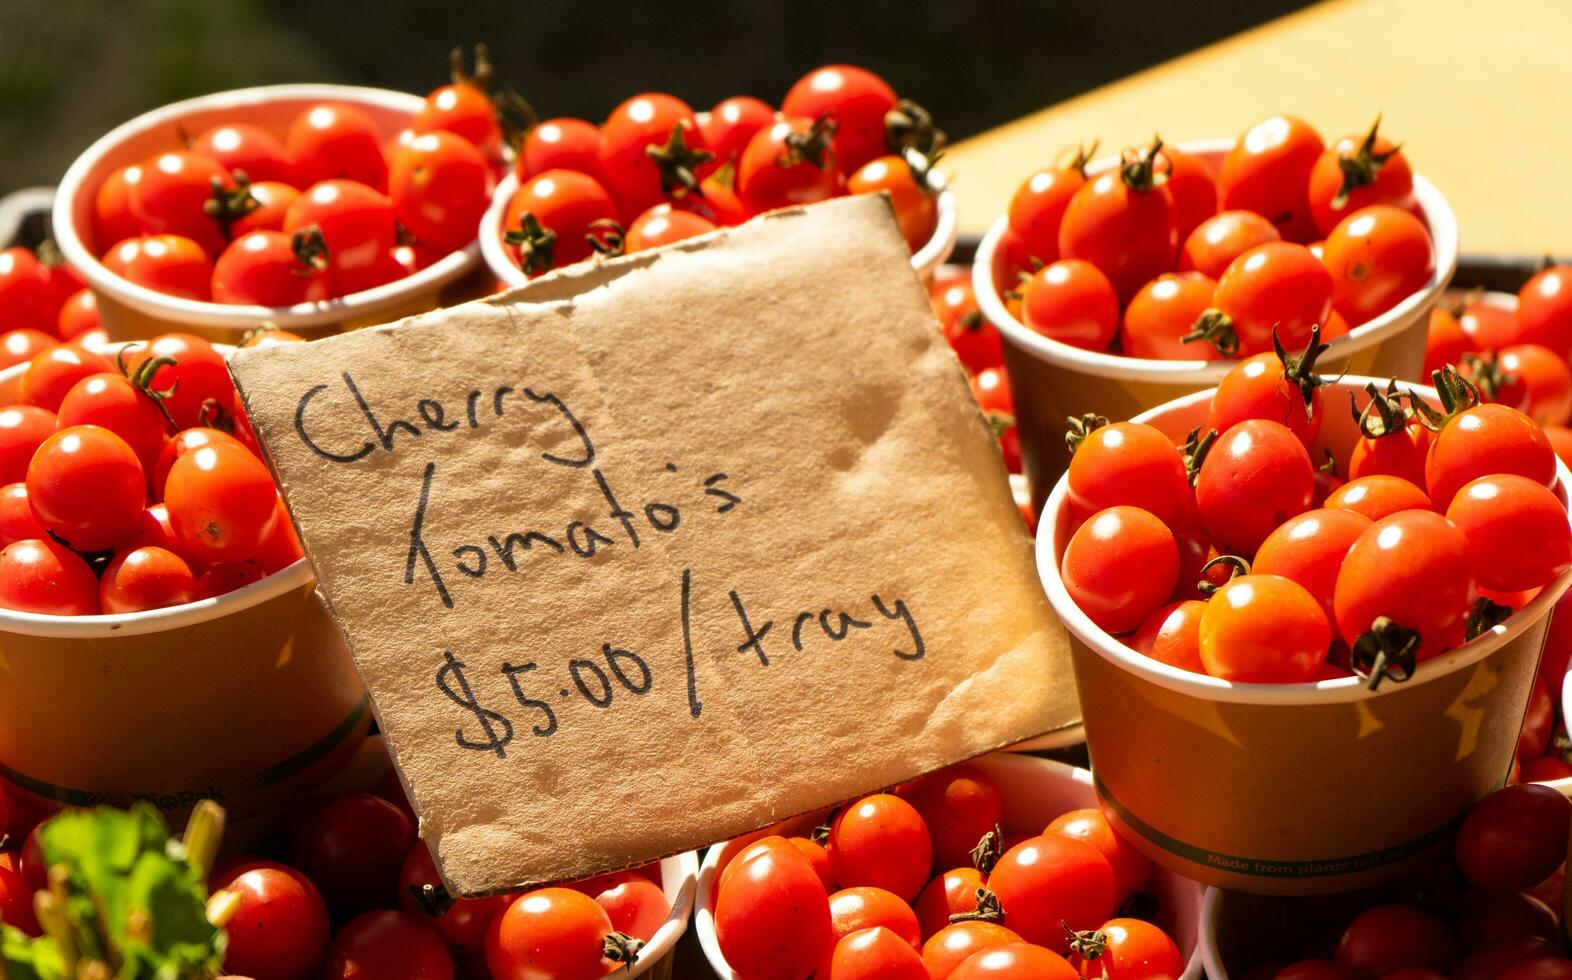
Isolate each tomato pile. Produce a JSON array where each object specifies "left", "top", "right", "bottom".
[
  {"left": 498, "top": 64, "right": 945, "bottom": 275},
  {"left": 713, "top": 763, "right": 1185, "bottom": 980},
  {"left": 0, "top": 331, "right": 309, "bottom": 615},
  {"left": 88, "top": 48, "right": 508, "bottom": 306},
  {"left": 0, "top": 244, "right": 105, "bottom": 367},
  {"left": 1239, "top": 783, "right": 1572, "bottom": 980},
  {"left": 1056, "top": 338, "right": 1572, "bottom": 685},
  {"left": 991, "top": 116, "right": 1436, "bottom": 360}
]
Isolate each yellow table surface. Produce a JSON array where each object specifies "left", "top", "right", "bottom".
[{"left": 945, "top": 0, "right": 1572, "bottom": 257}]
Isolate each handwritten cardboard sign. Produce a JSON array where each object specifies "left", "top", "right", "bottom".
[{"left": 228, "top": 195, "right": 1078, "bottom": 896}]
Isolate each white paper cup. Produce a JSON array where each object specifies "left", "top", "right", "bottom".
[
  {"left": 976, "top": 138, "right": 1459, "bottom": 512},
  {"left": 53, "top": 84, "right": 487, "bottom": 342},
  {"left": 694, "top": 753, "right": 1202, "bottom": 979}
]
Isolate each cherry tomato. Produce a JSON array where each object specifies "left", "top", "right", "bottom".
[
  {"left": 1426, "top": 402, "right": 1556, "bottom": 511},
  {"left": 57, "top": 369, "right": 176, "bottom": 476},
  {"left": 1253, "top": 509, "right": 1372, "bottom": 624},
  {"left": 1325, "top": 474, "right": 1433, "bottom": 521},
  {"left": 390, "top": 131, "right": 491, "bottom": 254},
  {"left": 1333, "top": 510, "right": 1475, "bottom": 661},
  {"left": 624, "top": 204, "right": 716, "bottom": 253},
  {"left": 781, "top": 65, "right": 898, "bottom": 176},
  {"left": 1021, "top": 259, "right": 1118, "bottom": 350},
  {"left": 898, "top": 765, "right": 1005, "bottom": 872},
  {"left": 715, "top": 843, "right": 834, "bottom": 980},
  {"left": 1157, "top": 144, "right": 1217, "bottom": 243},
  {"left": 1195, "top": 419, "right": 1316, "bottom": 555},
  {"left": 251, "top": 497, "right": 304, "bottom": 573},
  {"left": 1207, "top": 339, "right": 1328, "bottom": 449},
  {"left": 1323, "top": 205, "right": 1434, "bottom": 326},
  {"left": 283, "top": 179, "right": 398, "bottom": 295},
  {"left": 1308, "top": 120, "right": 1415, "bottom": 237},
  {"left": 1121, "top": 271, "right": 1219, "bottom": 360},
  {"left": 1058, "top": 144, "right": 1177, "bottom": 302},
  {"left": 828, "top": 794, "right": 933, "bottom": 903},
  {"left": 1499, "top": 959, "right": 1572, "bottom": 980},
  {"left": 828, "top": 887, "right": 921, "bottom": 947},
  {"left": 1217, "top": 114, "right": 1326, "bottom": 243},
  {"left": 398, "top": 842, "right": 512, "bottom": 952},
  {"left": 930, "top": 276, "right": 1002, "bottom": 373},
  {"left": 1200, "top": 574, "right": 1329, "bottom": 682},
  {"left": 987, "top": 835, "right": 1116, "bottom": 951},
  {"left": 152, "top": 427, "right": 240, "bottom": 499},
  {"left": 0, "top": 330, "right": 56, "bottom": 372},
  {"left": 718, "top": 835, "right": 800, "bottom": 894},
  {"left": 1334, "top": 905, "right": 1457, "bottom": 978},
  {"left": 128, "top": 150, "right": 234, "bottom": 255},
  {"left": 195, "top": 560, "right": 264, "bottom": 598},
  {"left": 1458, "top": 890, "right": 1559, "bottom": 953},
  {"left": 1131, "top": 599, "right": 1206, "bottom": 673},
  {"left": 1201, "top": 242, "right": 1333, "bottom": 356},
  {"left": 950, "top": 942, "right": 1079, "bottom": 980},
  {"left": 1061, "top": 505, "right": 1180, "bottom": 634},
  {"left": 126, "top": 332, "right": 238, "bottom": 430},
  {"left": 0, "top": 483, "right": 45, "bottom": 546},
  {"left": 737, "top": 116, "right": 841, "bottom": 215},
  {"left": 228, "top": 179, "right": 300, "bottom": 237},
  {"left": 599, "top": 93, "right": 707, "bottom": 215},
  {"left": 325, "top": 909, "right": 453, "bottom": 980},
  {"left": 55, "top": 289, "right": 99, "bottom": 340},
  {"left": 520, "top": 117, "right": 603, "bottom": 182},
  {"left": 1447, "top": 474, "right": 1571, "bottom": 592},
  {"left": 213, "top": 858, "right": 330, "bottom": 979},
  {"left": 849, "top": 155, "right": 936, "bottom": 252},
  {"left": 0, "top": 404, "right": 58, "bottom": 483},
  {"left": 1425, "top": 305, "right": 1470, "bottom": 377},
  {"left": 1462, "top": 298, "right": 1522, "bottom": 352},
  {"left": 817, "top": 926, "right": 926, "bottom": 980},
  {"left": 788, "top": 836, "right": 835, "bottom": 892},
  {"left": 1006, "top": 157, "right": 1090, "bottom": 265},
  {"left": 292, "top": 792, "right": 415, "bottom": 917},
  {"left": 92, "top": 164, "right": 144, "bottom": 250},
  {"left": 971, "top": 367, "right": 1012, "bottom": 416},
  {"left": 287, "top": 102, "right": 389, "bottom": 191},
  {"left": 23, "top": 345, "right": 120, "bottom": 418},
  {"left": 1494, "top": 345, "right": 1572, "bottom": 426},
  {"left": 99, "top": 546, "right": 196, "bottom": 613},
  {"left": 102, "top": 234, "right": 214, "bottom": 300},
  {"left": 1518, "top": 265, "right": 1572, "bottom": 358},
  {"left": 212, "top": 228, "right": 331, "bottom": 307},
  {"left": 190, "top": 122, "right": 296, "bottom": 186},
  {"left": 0, "top": 248, "right": 54, "bottom": 333},
  {"left": 27, "top": 424, "right": 144, "bottom": 551},
  {"left": 413, "top": 57, "right": 500, "bottom": 157},
  {"left": 590, "top": 876, "right": 667, "bottom": 944},
  {"left": 1070, "top": 917, "right": 1184, "bottom": 980},
  {"left": 913, "top": 867, "right": 984, "bottom": 939},
  {"left": 164, "top": 441, "right": 278, "bottom": 563},
  {"left": 695, "top": 171, "right": 752, "bottom": 226},
  {"left": 1043, "top": 809, "right": 1150, "bottom": 900},
  {"left": 922, "top": 922, "right": 1023, "bottom": 980},
  {"left": 1180, "top": 210, "right": 1283, "bottom": 281},
  {"left": 0, "top": 850, "right": 39, "bottom": 936},
  {"left": 1067, "top": 420, "right": 1191, "bottom": 528},
  {"left": 502, "top": 169, "right": 620, "bottom": 276},
  {"left": 0, "top": 538, "right": 100, "bottom": 614},
  {"left": 1349, "top": 404, "right": 1431, "bottom": 488}
]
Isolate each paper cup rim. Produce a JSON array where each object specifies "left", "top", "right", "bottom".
[
  {"left": 971, "top": 137, "right": 1460, "bottom": 384},
  {"left": 480, "top": 167, "right": 959, "bottom": 289},
  {"left": 52, "top": 83, "right": 483, "bottom": 333},
  {"left": 1036, "top": 374, "right": 1572, "bottom": 705},
  {"left": 637, "top": 849, "right": 700, "bottom": 976}
]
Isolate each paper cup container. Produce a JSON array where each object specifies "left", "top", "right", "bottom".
[
  {"left": 53, "top": 84, "right": 486, "bottom": 343},
  {"left": 1039, "top": 374, "right": 1572, "bottom": 896},
  {"left": 480, "top": 168, "right": 958, "bottom": 289},
  {"left": 694, "top": 753, "right": 1203, "bottom": 979},
  {"left": 976, "top": 138, "right": 1459, "bottom": 513},
  {"left": 0, "top": 347, "right": 367, "bottom": 820}
]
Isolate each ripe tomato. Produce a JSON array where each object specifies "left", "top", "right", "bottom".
[
  {"left": 1349, "top": 388, "right": 1431, "bottom": 486},
  {"left": 164, "top": 441, "right": 278, "bottom": 563},
  {"left": 849, "top": 155, "right": 937, "bottom": 252},
  {"left": 971, "top": 367, "right": 1012, "bottom": 416},
  {"left": 1333, "top": 510, "right": 1475, "bottom": 664},
  {"left": 1462, "top": 298, "right": 1522, "bottom": 351},
  {"left": 1131, "top": 599, "right": 1206, "bottom": 673},
  {"left": 0, "top": 538, "right": 100, "bottom": 615},
  {"left": 284, "top": 179, "right": 398, "bottom": 295},
  {"left": 987, "top": 836, "right": 1115, "bottom": 951},
  {"left": 1069, "top": 917, "right": 1184, "bottom": 980},
  {"left": 99, "top": 546, "right": 196, "bottom": 613},
  {"left": 0, "top": 330, "right": 57, "bottom": 372},
  {"left": 898, "top": 765, "right": 1005, "bottom": 872},
  {"left": 1195, "top": 419, "right": 1316, "bottom": 555},
  {"left": 251, "top": 497, "right": 304, "bottom": 573},
  {"left": 913, "top": 867, "right": 984, "bottom": 939},
  {"left": 128, "top": 150, "right": 234, "bottom": 255},
  {"left": 0, "top": 248, "right": 54, "bottom": 333},
  {"left": 1217, "top": 114, "right": 1325, "bottom": 242},
  {"left": 950, "top": 942, "right": 1079, "bottom": 980},
  {"left": 1121, "top": 271, "right": 1218, "bottom": 361},
  {"left": 0, "top": 405, "right": 58, "bottom": 483},
  {"left": 700, "top": 96, "right": 775, "bottom": 167},
  {"left": 1206, "top": 334, "right": 1330, "bottom": 449},
  {"left": 398, "top": 843, "right": 512, "bottom": 951},
  {"left": 1066, "top": 420, "right": 1191, "bottom": 528},
  {"left": 125, "top": 333, "right": 237, "bottom": 430},
  {"left": 737, "top": 117, "right": 841, "bottom": 215},
  {"left": 789, "top": 836, "right": 835, "bottom": 891},
  {"left": 1043, "top": 809, "right": 1150, "bottom": 900},
  {"left": 21, "top": 345, "right": 116, "bottom": 414},
  {"left": 820, "top": 926, "right": 928, "bottom": 980},
  {"left": 27, "top": 424, "right": 145, "bottom": 551},
  {"left": 828, "top": 794, "right": 933, "bottom": 902},
  {"left": 1457, "top": 890, "right": 1559, "bottom": 953},
  {"left": 1060, "top": 505, "right": 1180, "bottom": 634},
  {"left": 1335, "top": 905, "right": 1458, "bottom": 978},
  {"left": 292, "top": 792, "right": 415, "bottom": 917},
  {"left": 1424, "top": 401, "right": 1556, "bottom": 511},
  {"left": 930, "top": 277, "right": 1002, "bottom": 373},
  {"left": 212, "top": 859, "right": 330, "bottom": 980},
  {"left": 196, "top": 560, "right": 265, "bottom": 598},
  {"left": 781, "top": 65, "right": 898, "bottom": 176},
  {"left": 119, "top": 502, "right": 184, "bottom": 557},
  {"left": 413, "top": 51, "right": 501, "bottom": 156},
  {"left": 1253, "top": 509, "right": 1372, "bottom": 624},
  {"left": 1323, "top": 205, "right": 1434, "bottom": 326},
  {"left": 1179, "top": 210, "right": 1282, "bottom": 281},
  {"left": 1495, "top": 345, "right": 1572, "bottom": 426},
  {"left": 1021, "top": 259, "right": 1119, "bottom": 350},
  {"left": 922, "top": 922, "right": 1023, "bottom": 980},
  {"left": 93, "top": 164, "right": 145, "bottom": 250},
  {"left": 520, "top": 117, "right": 603, "bottom": 181},
  {"left": 190, "top": 122, "right": 296, "bottom": 186},
  {"left": 1517, "top": 265, "right": 1572, "bottom": 358},
  {"left": 589, "top": 876, "right": 667, "bottom": 944},
  {"left": 1199, "top": 574, "right": 1330, "bottom": 682},
  {"left": 57, "top": 371, "right": 172, "bottom": 471},
  {"left": 1325, "top": 474, "right": 1433, "bottom": 521},
  {"left": 102, "top": 234, "right": 214, "bottom": 300},
  {"left": 828, "top": 887, "right": 921, "bottom": 947},
  {"left": 287, "top": 102, "right": 389, "bottom": 192},
  {"left": 624, "top": 203, "right": 716, "bottom": 253},
  {"left": 501, "top": 169, "right": 620, "bottom": 275},
  {"left": 389, "top": 131, "right": 491, "bottom": 254},
  {"left": 1308, "top": 119, "right": 1415, "bottom": 237},
  {"left": 599, "top": 93, "right": 707, "bottom": 215},
  {"left": 1447, "top": 474, "right": 1572, "bottom": 592},
  {"left": 325, "top": 909, "right": 453, "bottom": 980},
  {"left": 1006, "top": 146, "right": 1094, "bottom": 265},
  {"left": 1057, "top": 141, "right": 1177, "bottom": 302},
  {"left": 1456, "top": 784, "right": 1572, "bottom": 894},
  {"left": 1157, "top": 144, "right": 1218, "bottom": 243},
  {"left": 56, "top": 289, "right": 100, "bottom": 340},
  {"left": 715, "top": 843, "right": 834, "bottom": 980},
  {"left": 1425, "top": 304, "right": 1469, "bottom": 377},
  {"left": 0, "top": 483, "right": 45, "bottom": 546},
  {"left": 0, "top": 850, "right": 39, "bottom": 936},
  {"left": 211, "top": 229, "right": 332, "bottom": 306},
  {"left": 226, "top": 179, "right": 302, "bottom": 238},
  {"left": 1200, "top": 242, "right": 1333, "bottom": 356}
]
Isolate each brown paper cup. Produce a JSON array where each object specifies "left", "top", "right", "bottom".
[
  {"left": 1039, "top": 376, "right": 1572, "bottom": 896},
  {"left": 52, "top": 84, "right": 485, "bottom": 343},
  {"left": 975, "top": 139, "right": 1458, "bottom": 515}
]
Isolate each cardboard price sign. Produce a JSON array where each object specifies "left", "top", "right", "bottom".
[{"left": 229, "top": 196, "right": 1077, "bottom": 895}]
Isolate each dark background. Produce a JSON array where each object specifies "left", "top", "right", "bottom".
[{"left": 1, "top": 0, "right": 1313, "bottom": 194}]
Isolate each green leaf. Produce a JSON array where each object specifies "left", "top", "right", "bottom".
[{"left": 1, "top": 922, "right": 65, "bottom": 980}]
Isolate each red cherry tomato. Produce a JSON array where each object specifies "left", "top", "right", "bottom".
[
  {"left": 413, "top": 68, "right": 500, "bottom": 158},
  {"left": 781, "top": 65, "right": 898, "bottom": 176},
  {"left": 324, "top": 909, "right": 453, "bottom": 980},
  {"left": 1180, "top": 210, "right": 1283, "bottom": 281},
  {"left": 164, "top": 441, "right": 278, "bottom": 563},
  {"left": 913, "top": 867, "right": 984, "bottom": 939},
  {"left": 213, "top": 859, "right": 330, "bottom": 979},
  {"left": 287, "top": 103, "right": 389, "bottom": 192},
  {"left": 283, "top": 179, "right": 398, "bottom": 295},
  {"left": 1308, "top": 120, "right": 1415, "bottom": 237},
  {"left": 0, "top": 330, "right": 57, "bottom": 371},
  {"left": 788, "top": 836, "right": 835, "bottom": 892},
  {"left": 292, "top": 792, "right": 415, "bottom": 917},
  {"left": 92, "top": 164, "right": 144, "bottom": 251},
  {"left": 701, "top": 96, "right": 775, "bottom": 168},
  {"left": 128, "top": 150, "right": 234, "bottom": 255},
  {"left": 828, "top": 886, "right": 921, "bottom": 947},
  {"left": 196, "top": 560, "right": 265, "bottom": 598},
  {"left": 715, "top": 843, "right": 834, "bottom": 980},
  {"left": 102, "top": 235, "right": 214, "bottom": 300},
  {"left": 1006, "top": 157, "right": 1090, "bottom": 265},
  {"left": 922, "top": 922, "right": 1023, "bottom": 980},
  {"left": 1447, "top": 474, "right": 1572, "bottom": 592},
  {"left": 251, "top": 498, "right": 304, "bottom": 573},
  {"left": 1495, "top": 344, "right": 1572, "bottom": 427},
  {"left": 1349, "top": 402, "right": 1431, "bottom": 487},
  {"left": 1335, "top": 904, "right": 1458, "bottom": 978},
  {"left": 1199, "top": 574, "right": 1330, "bottom": 682},
  {"left": 0, "top": 483, "right": 45, "bottom": 547},
  {"left": 520, "top": 118, "right": 603, "bottom": 181},
  {"left": 1217, "top": 114, "right": 1326, "bottom": 243},
  {"left": 1425, "top": 305, "right": 1470, "bottom": 377},
  {"left": 1253, "top": 509, "right": 1372, "bottom": 624},
  {"left": 1207, "top": 340, "right": 1328, "bottom": 449},
  {"left": 1058, "top": 146, "right": 1177, "bottom": 302},
  {"left": 389, "top": 131, "right": 491, "bottom": 254},
  {"left": 599, "top": 93, "right": 707, "bottom": 215},
  {"left": 930, "top": 276, "right": 1002, "bottom": 373},
  {"left": 27, "top": 424, "right": 145, "bottom": 551},
  {"left": 1070, "top": 917, "right": 1185, "bottom": 980},
  {"left": 1462, "top": 299, "right": 1522, "bottom": 352},
  {"left": 190, "top": 123, "right": 296, "bottom": 186},
  {"left": 1195, "top": 419, "right": 1316, "bottom": 555},
  {"left": 1121, "top": 271, "right": 1219, "bottom": 360},
  {"left": 1458, "top": 890, "right": 1559, "bottom": 953},
  {"left": 898, "top": 765, "right": 1005, "bottom": 872},
  {"left": 1043, "top": 809, "right": 1150, "bottom": 900},
  {"left": 828, "top": 794, "right": 933, "bottom": 903},
  {"left": 971, "top": 367, "right": 1012, "bottom": 416},
  {"left": 950, "top": 942, "right": 1079, "bottom": 980},
  {"left": 152, "top": 427, "right": 241, "bottom": 499},
  {"left": 695, "top": 171, "right": 752, "bottom": 226},
  {"left": 1333, "top": 510, "right": 1475, "bottom": 662},
  {"left": 1426, "top": 402, "right": 1557, "bottom": 511},
  {"left": 1323, "top": 205, "right": 1435, "bottom": 326},
  {"left": 126, "top": 332, "right": 238, "bottom": 430},
  {"left": 1021, "top": 259, "right": 1119, "bottom": 350},
  {"left": 397, "top": 842, "right": 512, "bottom": 951},
  {"left": 987, "top": 835, "right": 1116, "bottom": 951},
  {"left": 1131, "top": 599, "right": 1206, "bottom": 673},
  {"left": 229, "top": 179, "right": 300, "bottom": 237},
  {"left": 1203, "top": 242, "right": 1333, "bottom": 357},
  {"left": 1325, "top": 474, "right": 1433, "bottom": 521},
  {"left": 57, "top": 369, "right": 174, "bottom": 473},
  {"left": 1518, "top": 265, "right": 1572, "bottom": 359},
  {"left": 0, "top": 538, "right": 101, "bottom": 614},
  {"left": 0, "top": 404, "right": 58, "bottom": 483},
  {"left": 0, "top": 248, "right": 54, "bottom": 333},
  {"left": 1456, "top": 939, "right": 1563, "bottom": 980},
  {"left": 56, "top": 289, "right": 100, "bottom": 341},
  {"left": 21, "top": 344, "right": 117, "bottom": 414},
  {"left": 501, "top": 169, "right": 620, "bottom": 276},
  {"left": 589, "top": 875, "right": 667, "bottom": 944},
  {"left": 1456, "top": 784, "right": 1572, "bottom": 894},
  {"left": 1157, "top": 144, "right": 1218, "bottom": 243},
  {"left": 99, "top": 546, "right": 196, "bottom": 613},
  {"left": 848, "top": 156, "right": 937, "bottom": 252},
  {"left": 0, "top": 850, "right": 39, "bottom": 936},
  {"left": 1060, "top": 505, "right": 1180, "bottom": 634},
  {"left": 737, "top": 116, "right": 842, "bottom": 215},
  {"left": 211, "top": 229, "right": 332, "bottom": 306},
  {"left": 1067, "top": 421, "right": 1191, "bottom": 529},
  {"left": 624, "top": 203, "right": 716, "bottom": 253}
]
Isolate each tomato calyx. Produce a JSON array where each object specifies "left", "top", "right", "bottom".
[
  {"left": 1406, "top": 365, "right": 1482, "bottom": 432},
  {"left": 949, "top": 887, "right": 1004, "bottom": 925},
  {"left": 1461, "top": 350, "right": 1517, "bottom": 402},
  {"left": 1350, "top": 616, "right": 1421, "bottom": 690},
  {"left": 494, "top": 87, "right": 540, "bottom": 156},
  {"left": 646, "top": 124, "right": 714, "bottom": 198},
  {"left": 602, "top": 930, "right": 645, "bottom": 969},
  {"left": 810, "top": 822, "right": 831, "bottom": 844},
  {"left": 1351, "top": 379, "right": 1408, "bottom": 439},
  {"left": 1465, "top": 595, "right": 1513, "bottom": 639},
  {"left": 1197, "top": 555, "right": 1250, "bottom": 597},
  {"left": 1118, "top": 135, "right": 1169, "bottom": 193},
  {"left": 503, "top": 212, "right": 557, "bottom": 275},
  {"left": 291, "top": 226, "right": 331, "bottom": 274},
  {"left": 115, "top": 345, "right": 180, "bottom": 432},
  {"left": 884, "top": 98, "right": 947, "bottom": 191},
  {"left": 1319, "top": 448, "right": 1339, "bottom": 477},
  {"left": 1064, "top": 413, "right": 1109, "bottom": 455},
  {"left": 448, "top": 43, "right": 493, "bottom": 92},
  {"left": 1182, "top": 309, "right": 1240, "bottom": 358},
  {"left": 407, "top": 879, "right": 457, "bottom": 918},
  {"left": 986, "top": 411, "right": 1017, "bottom": 441},
  {"left": 204, "top": 172, "right": 259, "bottom": 241},
  {"left": 585, "top": 219, "right": 627, "bottom": 258},
  {"left": 1333, "top": 115, "right": 1402, "bottom": 209},
  {"left": 1273, "top": 322, "right": 1333, "bottom": 423},
  {"left": 1064, "top": 922, "right": 1109, "bottom": 960},
  {"left": 1181, "top": 426, "right": 1218, "bottom": 485},
  {"left": 969, "top": 823, "right": 1004, "bottom": 875},
  {"left": 778, "top": 115, "right": 838, "bottom": 171},
  {"left": 1054, "top": 140, "right": 1100, "bottom": 179}
]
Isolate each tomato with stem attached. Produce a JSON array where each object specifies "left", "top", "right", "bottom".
[
  {"left": 125, "top": 333, "right": 237, "bottom": 430},
  {"left": 398, "top": 842, "right": 512, "bottom": 952},
  {"left": 1349, "top": 382, "right": 1431, "bottom": 486},
  {"left": 1121, "top": 271, "right": 1219, "bottom": 361},
  {"left": 1179, "top": 210, "right": 1282, "bottom": 280},
  {"left": 913, "top": 867, "right": 984, "bottom": 940},
  {"left": 931, "top": 276, "right": 1002, "bottom": 373},
  {"left": 1416, "top": 369, "right": 1557, "bottom": 511},
  {"left": 228, "top": 179, "right": 300, "bottom": 237},
  {"left": 211, "top": 229, "right": 332, "bottom": 307},
  {"left": 849, "top": 155, "right": 936, "bottom": 252},
  {"left": 737, "top": 116, "right": 841, "bottom": 215},
  {"left": 287, "top": 102, "right": 389, "bottom": 192},
  {"left": 1195, "top": 419, "right": 1316, "bottom": 555},
  {"left": 1068, "top": 918, "right": 1185, "bottom": 980},
  {"left": 57, "top": 369, "right": 173, "bottom": 473},
  {"left": 987, "top": 836, "right": 1116, "bottom": 952},
  {"left": 284, "top": 179, "right": 398, "bottom": 296},
  {"left": 599, "top": 93, "right": 709, "bottom": 215},
  {"left": 1061, "top": 505, "right": 1180, "bottom": 634},
  {"left": 501, "top": 169, "right": 620, "bottom": 276},
  {"left": 899, "top": 765, "right": 1004, "bottom": 873},
  {"left": 413, "top": 45, "right": 502, "bottom": 156},
  {"left": 1058, "top": 138, "right": 1177, "bottom": 302},
  {"left": 781, "top": 65, "right": 898, "bottom": 177},
  {"left": 1200, "top": 574, "right": 1330, "bottom": 682},
  {"left": 1308, "top": 117, "right": 1414, "bottom": 237},
  {"left": 1206, "top": 323, "right": 1331, "bottom": 448},
  {"left": 129, "top": 150, "right": 234, "bottom": 255},
  {"left": 1323, "top": 205, "right": 1435, "bottom": 326},
  {"left": 1191, "top": 242, "right": 1333, "bottom": 357},
  {"left": 1217, "top": 114, "right": 1325, "bottom": 242}
]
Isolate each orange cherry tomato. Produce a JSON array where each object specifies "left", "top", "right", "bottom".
[
  {"left": 1199, "top": 574, "right": 1330, "bottom": 682},
  {"left": 1322, "top": 205, "right": 1435, "bottom": 326},
  {"left": 1217, "top": 114, "right": 1325, "bottom": 242}
]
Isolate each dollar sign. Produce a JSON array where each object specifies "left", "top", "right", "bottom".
[{"left": 436, "top": 651, "right": 513, "bottom": 758}]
